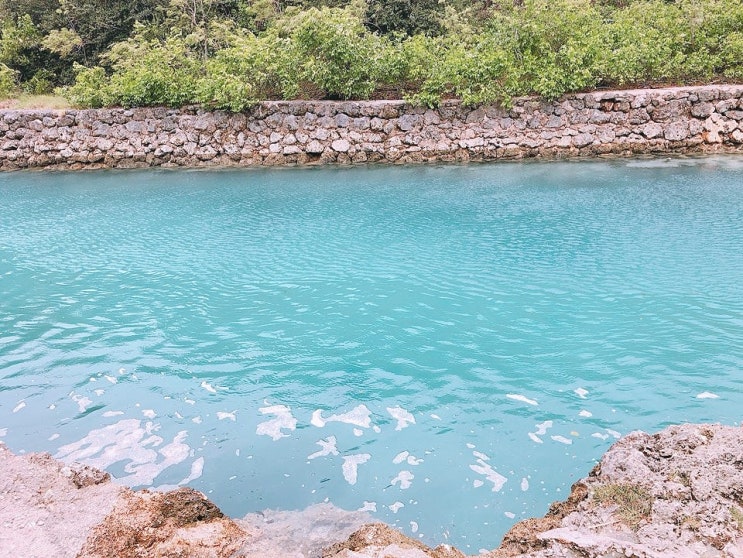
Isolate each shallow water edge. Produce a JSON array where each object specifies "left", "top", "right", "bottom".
[{"left": 1, "top": 84, "right": 743, "bottom": 171}]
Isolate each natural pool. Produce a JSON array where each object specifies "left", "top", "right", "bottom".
[{"left": 1, "top": 157, "right": 742, "bottom": 552}]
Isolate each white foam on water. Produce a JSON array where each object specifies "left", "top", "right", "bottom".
[
  {"left": 393, "top": 451, "right": 409, "bottom": 464},
  {"left": 387, "top": 406, "right": 415, "bottom": 431},
  {"left": 574, "top": 388, "right": 589, "bottom": 399},
  {"left": 606, "top": 428, "right": 621, "bottom": 439},
  {"left": 310, "top": 410, "right": 326, "bottom": 427},
  {"left": 528, "top": 432, "right": 543, "bottom": 444},
  {"left": 329, "top": 405, "right": 372, "bottom": 428},
  {"left": 185, "top": 399, "right": 195, "bottom": 405},
  {"left": 217, "top": 411, "right": 236, "bottom": 421},
  {"left": 105, "top": 376, "right": 117, "bottom": 384},
  {"left": 341, "top": 453, "right": 371, "bottom": 485},
  {"left": 696, "top": 391, "right": 719, "bottom": 399},
  {"left": 625, "top": 158, "right": 683, "bottom": 168},
  {"left": 410, "top": 521, "right": 419, "bottom": 533},
  {"left": 592, "top": 432, "right": 609, "bottom": 440},
  {"left": 200, "top": 381, "right": 217, "bottom": 394},
  {"left": 372, "top": 425, "right": 381, "bottom": 433},
  {"left": 0, "top": 428, "right": 7, "bottom": 437},
  {"left": 54, "top": 419, "right": 193, "bottom": 487},
  {"left": 192, "top": 416, "right": 202, "bottom": 424},
  {"left": 407, "top": 455, "right": 423, "bottom": 466},
  {"left": 504, "top": 512, "right": 516, "bottom": 519},
  {"left": 535, "top": 421, "right": 553, "bottom": 435},
  {"left": 551, "top": 435, "right": 572, "bottom": 445},
  {"left": 358, "top": 501, "right": 377, "bottom": 512},
  {"left": 94, "top": 389, "right": 105, "bottom": 396},
  {"left": 48, "top": 433, "right": 59, "bottom": 441},
  {"left": 307, "top": 436, "right": 339, "bottom": 460},
  {"left": 103, "top": 411, "right": 124, "bottom": 418},
  {"left": 142, "top": 409, "right": 156, "bottom": 419},
  {"left": 353, "top": 428, "right": 363, "bottom": 437},
  {"left": 506, "top": 394, "right": 537, "bottom": 406},
  {"left": 312, "top": 405, "right": 372, "bottom": 429},
  {"left": 466, "top": 443, "right": 476, "bottom": 449},
  {"left": 389, "top": 502, "right": 404, "bottom": 513},
  {"left": 179, "top": 457, "right": 205, "bottom": 485},
  {"left": 578, "top": 410, "right": 593, "bottom": 418},
  {"left": 71, "top": 394, "right": 92, "bottom": 413},
  {"left": 256, "top": 405, "right": 297, "bottom": 441},
  {"left": 521, "top": 478, "right": 529, "bottom": 491},
  {"left": 469, "top": 459, "right": 507, "bottom": 492},
  {"left": 430, "top": 414, "right": 441, "bottom": 420},
  {"left": 472, "top": 451, "right": 490, "bottom": 461},
  {"left": 473, "top": 479, "right": 484, "bottom": 488},
  {"left": 12, "top": 401, "right": 25, "bottom": 413},
  {"left": 391, "top": 470, "right": 414, "bottom": 489}
]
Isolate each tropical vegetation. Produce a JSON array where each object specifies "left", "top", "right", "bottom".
[{"left": 1, "top": 0, "right": 742, "bottom": 110}]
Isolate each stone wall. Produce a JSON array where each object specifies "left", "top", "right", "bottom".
[{"left": 2, "top": 84, "right": 743, "bottom": 170}]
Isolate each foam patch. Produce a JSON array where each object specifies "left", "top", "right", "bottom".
[{"left": 256, "top": 405, "right": 297, "bottom": 441}]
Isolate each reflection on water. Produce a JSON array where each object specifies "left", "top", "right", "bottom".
[{"left": 1, "top": 157, "right": 742, "bottom": 551}]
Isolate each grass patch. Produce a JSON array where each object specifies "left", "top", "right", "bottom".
[
  {"left": 731, "top": 506, "right": 743, "bottom": 530},
  {"left": 0, "top": 94, "right": 72, "bottom": 109},
  {"left": 593, "top": 483, "right": 652, "bottom": 530}
]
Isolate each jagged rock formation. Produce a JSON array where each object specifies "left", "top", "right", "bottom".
[
  {"left": 2, "top": 424, "right": 743, "bottom": 558},
  {"left": 328, "top": 424, "right": 743, "bottom": 558}
]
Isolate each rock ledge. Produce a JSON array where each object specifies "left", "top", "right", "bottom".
[{"left": 2, "top": 423, "right": 742, "bottom": 558}]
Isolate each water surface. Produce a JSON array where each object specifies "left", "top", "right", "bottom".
[{"left": 1, "top": 157, "right": 742, "bottom": 551}]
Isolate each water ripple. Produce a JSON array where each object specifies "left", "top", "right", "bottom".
[{"left": 0, "top": 159, "right": 742, "bottom": 552}]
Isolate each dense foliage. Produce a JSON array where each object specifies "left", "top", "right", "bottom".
[{"left": 1, "top": 0, "right": 742, "bottom": 109}]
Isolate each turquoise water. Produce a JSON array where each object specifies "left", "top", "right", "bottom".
[{"left": 1, "top": 158, "right": 742, "bottom": 551}]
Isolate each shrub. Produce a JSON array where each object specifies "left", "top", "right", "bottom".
[
  {"left": 61, "top": 64, "right": 111, "bottom": 108},
  {"left": 287, "top": 6, "right": 402, "bottom": 99},
  {"left": 0, "top": 63, "right": 18, "bottom": 97}
]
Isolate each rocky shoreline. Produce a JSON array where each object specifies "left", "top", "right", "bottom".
[
  {"left": 3, "top": 423, "right": 743, "bottom": 557},
  {"left": 1, "top": 85, "right": 743, "bottom": 170}
]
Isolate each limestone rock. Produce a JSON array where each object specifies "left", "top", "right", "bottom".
[
  {"left": 664, "top": 121, "right": 690, "bottom": 141},
  {"left": 331, "top": 139, "right": 350, "bottom": 152}
]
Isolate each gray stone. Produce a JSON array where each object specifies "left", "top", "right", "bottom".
[
  {"left": 284, "top": 115, "right": 299, "bottom": 131},
  {"left": 423, "top": 110, "right": 440, "bottom": 125},
  {"left": 331, "top": 139, "right": 350, "bottom": 152},
  {"left": 572, "top": 133, "right": 594, "bottom": 148},
  {"left": 642, "top": 122, "right": 664, "bottom": 139},
  {"left": 352, "top": 117, "right": 370, "bottom": 130},
  {"left": 305, "top": 140, "right": 325, "bottom": 154},
  {"left": 691, "top": 102, "right": 714, "bottom": 119},
  {"left": 664, "top": 121, "right": 690, "bottom": 141},
  {"left": 282, "top": 145, "right": 302, "bottom": 155},
  {"left": 397, "top": 114, "right": 420, "bottom": 132}
]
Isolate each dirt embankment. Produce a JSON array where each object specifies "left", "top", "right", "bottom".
[{"left": 2, "top": 423, "right": 743, "bottom": 558}]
